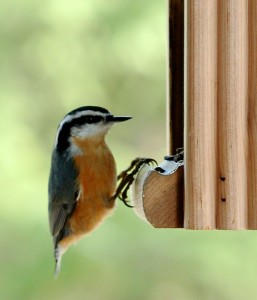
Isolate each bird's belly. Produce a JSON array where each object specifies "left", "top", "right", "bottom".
[
  {"left": 59, "top": 146, "right": 117, "bottom": 249},
  {"left": 69, "top": 194, "right": 115, "bottom": 233},
  {"left": 71, "top": 151, "right": 116, "bottom": 229}
]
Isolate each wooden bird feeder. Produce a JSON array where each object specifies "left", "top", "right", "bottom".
[{"left": 132, "top": 0, "right": 257, "bottom": 230}]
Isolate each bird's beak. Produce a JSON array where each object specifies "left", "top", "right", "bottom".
[{"left": 107, "top": 115, "right": 132, "bottom": 123}]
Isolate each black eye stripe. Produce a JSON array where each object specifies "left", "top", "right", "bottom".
[
  {"left": 68, "top": 115, "right": 104, "bottom": 126},
  {"left": 82, "top": 115, "right": 104, "bottom": 124},
  {"left": 56, "top": 115, "right": 105, "bottom": 153}
]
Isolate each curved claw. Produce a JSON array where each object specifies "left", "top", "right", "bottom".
[
  {"left": 113, "top": 157, "right": 157, "bottom": 208},
  {"left": 118, "top": 195, "right": 134, "bottom": 208}
]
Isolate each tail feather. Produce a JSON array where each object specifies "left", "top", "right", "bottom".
[
  {"left": 53, "top": 234, "right": 79, "bottom": 278},
  {"left": 54, "top": 246, "right": 64, "bottom": 279}
]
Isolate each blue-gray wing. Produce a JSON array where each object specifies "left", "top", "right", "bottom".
[{"left": 48, "top": 150, "right": 79, "bottom": 246}]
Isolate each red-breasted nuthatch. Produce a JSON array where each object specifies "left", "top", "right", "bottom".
[{"left": 48, "top": 106, "right": 131, "bottom": 277}]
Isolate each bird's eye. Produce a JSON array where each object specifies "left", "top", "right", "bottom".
[
  {"left": 85, "top": 116, "right": 94, "bottom": 123},
  {"left": 84, "top": 116, "right": 103, "bottom": 124}
]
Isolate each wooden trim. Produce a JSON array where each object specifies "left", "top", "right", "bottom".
[
  {"left": 185, "top": 0, "right": 217, "bottom": 229},
  {"left": 248, "top": 0, "right": 257, "bottom": 229},
  {"left": 216, "top": 0, "right": 248, "bottom": 229}
]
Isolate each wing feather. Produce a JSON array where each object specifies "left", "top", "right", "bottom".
[{"left": 48, "top": 151, "right": 79, "bottom": 246}]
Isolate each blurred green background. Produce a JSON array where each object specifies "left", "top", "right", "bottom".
[{"left": 1, "top": 0, "right": 257, "bottom": 299}]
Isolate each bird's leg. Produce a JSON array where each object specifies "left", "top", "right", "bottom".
[
  {"left": 117, "top": 157, "right": 145, "bottom": 180},
  {"left": 111, "top": 158, "right": 143, "bottom": 203},
  {"left": 111, "top": 158, "right": 157, "bottom": 207}
]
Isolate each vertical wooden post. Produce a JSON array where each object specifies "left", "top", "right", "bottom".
[
  {"left": 185, "top": 0, "right": 217, "bottom": 229},
  {"left": 168, "top": 0, "right": 184, "bottom": 154},
  {"left": 133, "top": 0, "right": 257, "bottom": 230},
  {"left": 217, "top": 0, "right": 248, "bottom": 229},
  {"left": 248, "top": 0, "right": 257, "bottom": 229}
]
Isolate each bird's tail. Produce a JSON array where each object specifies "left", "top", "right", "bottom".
[{"left": 54, "top": 246, "right": 64, "bottom": 279}]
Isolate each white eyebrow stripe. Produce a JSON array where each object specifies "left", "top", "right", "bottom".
[{"left": 54, "top": 110, "right": 109, "bottom": 148}]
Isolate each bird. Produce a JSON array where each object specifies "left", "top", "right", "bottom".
[{"left": 48, "top": 106, "right": 132, "bottom": 277}]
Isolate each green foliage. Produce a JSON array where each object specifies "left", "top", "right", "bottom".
[{"left": 1, "top": 1, "right": 257, "bottom": 300}]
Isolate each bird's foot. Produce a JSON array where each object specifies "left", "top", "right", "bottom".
[{"left": 111, "top": 158, "right": 157, "bottom": 207}]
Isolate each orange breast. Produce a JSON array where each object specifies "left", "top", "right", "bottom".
[{"left": 68, "top": 137, "right": 117, "bottom": 236}]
